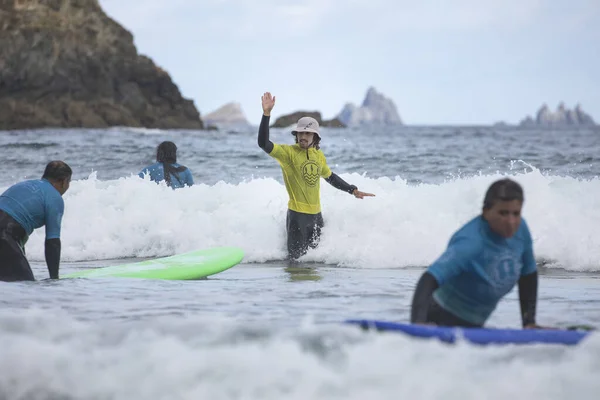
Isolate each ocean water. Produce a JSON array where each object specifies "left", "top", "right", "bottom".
[{"left": 1, "top": 124, "right": 600, "bottom": 399}]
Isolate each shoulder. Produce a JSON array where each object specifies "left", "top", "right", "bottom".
[
  {"left": 40, "top": 179, "right": 55, "bottom": 191},
  {"left": 456, "top": 215, "right": 484, "bottom": 237},
  {"left": 11, "top": 180, "right": 34, "bottom": 190},
  {"left": 146, "top": 162, "right": 161, "bottom": 168},
  {"left": 28, "top": 179, "right": 44, "bottom": 188},
  {"left": 428, "top": 217, "right": 485, "bottom": 278},
  {"left": 42, "top": 181, "right": 64, "bottom": 205},
  {"left": 449, "top": 216, "right": 485, "bottom": 251},
  {"left": 140, "top": 162, "right": 158, "bottom": 173},
  {"left": 271, "top": 143, "right": 294, "bottom": 158},
  {"left": 276, "top": 144, "right": 294, "bottom": 151},
  {"left": 5, "top": 179, "right": 40, "bottom": 195},
  {"left": 7, "top": 179, "right": 36, "bottom": 193}
]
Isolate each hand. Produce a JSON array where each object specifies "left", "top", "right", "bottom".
[
  {"left": 261, "top": 92, "right": 276, "bottom": 116},
  {"left": 353, "top": 189, "right": 375, "bottom": 199}
]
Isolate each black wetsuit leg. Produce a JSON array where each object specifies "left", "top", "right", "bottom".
[
  {"left": 426, "top": 298, "right": 481, "bottom": 328},
  {"left": 286, "top": 210, "right": 324, "bottom": 259},
  {"left": 0, "top": 210, "right": 34, "bottom": 282}
]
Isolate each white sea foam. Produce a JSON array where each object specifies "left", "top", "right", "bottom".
[
  {"left": 8, "top": 165, "right": 600, "bottom": 271},
  {"left": 0, "top": 308, "right": 598, "bottom": 400}
]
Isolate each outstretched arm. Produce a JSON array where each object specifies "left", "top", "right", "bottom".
[
  {"left": 325, "top": 173, "right": 356, "bottom": 194},
  {"left": 45, "top": 238, "right": 61, "bottom": 279},
  {"left": 325, "top": 173, "right": 375, "bottom": 198},
  {"left": 258, "top": 92, "right": 276, "bottom": 154}
]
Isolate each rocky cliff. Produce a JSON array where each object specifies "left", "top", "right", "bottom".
[
  {"left": 519, "top": 103, "right": 595, "bottom": 127},
  {"left": 271, "top": 111, "right": 345, "bottom": 129},
  {"left": 0, "top": 0, "right": 203, "bottom": 130},
  {"left": 336, "top": 87, "right": 402, "bottom": 126},
  {"left": 203, "top": 102, "right": 251, "bottom": 130}
]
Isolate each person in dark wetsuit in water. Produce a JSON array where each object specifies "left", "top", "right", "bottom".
[
  {"left": 258, "top": 91, "right": 375, "bottom": 260},
  {"left": 410, "top": 178, "right": 546, "bottom": 329},
  {"left": 0, "top": 161, "right": 72, "bottom": 281},
  {"left": 139, "top": 141, "right": 194, "bottom": 189}
]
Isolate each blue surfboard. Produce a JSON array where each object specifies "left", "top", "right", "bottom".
[{"left": 345, "top": 319, "right": 592, "bottom": 346}]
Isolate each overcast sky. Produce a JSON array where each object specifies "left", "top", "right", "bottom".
[{"left": 99, "top": 0, "right": 599, "bottom": 125}]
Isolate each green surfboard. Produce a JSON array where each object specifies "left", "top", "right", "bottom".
[{"left": 63, "top": 246, "right": 244, "bottom": 280}]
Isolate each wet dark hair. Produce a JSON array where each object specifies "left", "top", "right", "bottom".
[
  {"left": 155, "top": 141, "right": 186, "bottom": 187},
  {"left": 483, "top": 178, "right": 524, "bottom": 209},
  {"left": 42, "top": 160, "right": 72, "bottom": 181},
  {"left": 293, "top": 133, "right": 321, "bottom": 150},
  {"left": 156, "top": 141, "right": 178, "bottom": 163}
]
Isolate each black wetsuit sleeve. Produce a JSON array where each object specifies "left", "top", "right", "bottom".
[
  {"left": 45, "top": 238, "right": 61, "bottom": 279},
  {"left": 410, "top": 272, "right": 440, "bottom": 323},
  {"left": 258, "top": 114, "right": 274, "bottom": 154},
  {"left": 518, "top": 271, "right": 538, "bottom": 327},
  {"left": 324, "top": 172, "right": 357, "bottom": 194}
]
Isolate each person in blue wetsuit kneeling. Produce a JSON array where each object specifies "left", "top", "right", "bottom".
[
  {"left": 410, "top": 178, "right": 542, "bottom": 329},
  {"left": 139, "top": 141, "right": 194, "bottom": 189},
  {"left": 0, "top": 161, "right": 72, "bottom": 281}
]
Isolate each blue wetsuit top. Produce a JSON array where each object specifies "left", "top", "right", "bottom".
[
  {"left": 0, "top": 179, "right": 65, "bottom": 239},
  {"left": 427, "top": 216, "right": 537, "bottom": 325},
  {"left": 138, "top": 162, "right": 194, "bottom": 189}
]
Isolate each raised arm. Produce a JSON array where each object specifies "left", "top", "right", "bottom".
[
  {"left": 258, "top": 115, "right": 274, "bottom": 153},
  {"left": 258, "top": 92, "right": 276, "bottom": 154}
]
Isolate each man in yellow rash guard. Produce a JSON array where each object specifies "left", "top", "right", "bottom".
[{"left": 257, "top": 91, "right": 375, "bottom": 259}]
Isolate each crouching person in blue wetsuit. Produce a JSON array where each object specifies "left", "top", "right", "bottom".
[
  {"left": 0, "top": 161, "right": 72, "bottom": 282},
  {"left": 410, "top": 178, "right": 543, "bottom": 328},
  {"left": 139, "top": 141, "right": 194, "bottom": 189}
]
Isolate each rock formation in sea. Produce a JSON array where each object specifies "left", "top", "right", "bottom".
[
  {"left": 0, "top": 0, "right": 204, "bottom": 130},
  {"left": 202, "top": 102, "right": 251, "bottom": 130},
  {"left": 271, "top": 111, "right": 345, "bottom": 129},
  {"left": 519, "top": 103, "right": 596, "bottom": 127},
  {"left": 335, "top": 87, "right": 402, "bottom": 126}
]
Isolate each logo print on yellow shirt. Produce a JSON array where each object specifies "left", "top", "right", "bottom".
[{"left": 301, "top": 160, "right": 320, "bottom": 187}]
